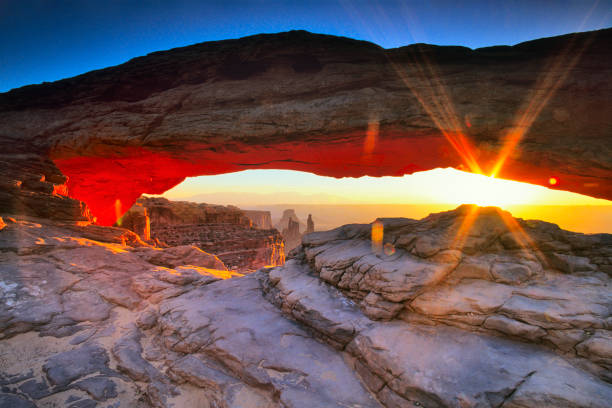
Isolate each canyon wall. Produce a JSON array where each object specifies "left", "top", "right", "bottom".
[
  {"left": 0, "top": 152, "right": 92, "bottom": 224},
  {"left": 131, "top": 197, "right": 252, "bottom": 226},
  {"left": 121, "top": 197, "right": 284, "bottom": 272},
  {"left": 0, "top": 29, "right": 610, "bottom": 225},
  {"left": 242, "top": 209, "right": 272, "bottom": 229},
  {"left": 152, "top": 224, "right": 284, "bottom": 272},
  {"left": 275, "top": 209, "right": 318, "bottom": 252},
  {"left": 275, "top": 209, "right": 305, "bottom": 252}
]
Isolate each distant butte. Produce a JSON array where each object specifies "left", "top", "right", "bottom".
[{"left": 0, "top": 29, "right": 611, "bottom": 224}]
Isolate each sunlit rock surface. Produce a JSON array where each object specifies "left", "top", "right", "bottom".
[
  {"left": 0, "top": 215, "right": 375, "bottom": 407},
  {"left": 124, "top": 197, "right": 253, "bottom": 227},
  {"left": 1, "top": 29, "right": 611, "bottom": 224},
  {"left": 0, "top": 206, "right": 610, "bottom": 407}
]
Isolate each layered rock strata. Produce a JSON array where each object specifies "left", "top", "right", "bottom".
[
  {"left": 1, "top": 29, "right": 610, "bottom": 224},
  {"left": 124, "top": 197, "right": 252, "bottom": 227},
  {"left": 276, "top": 209, "right": 308, "bottom": 252},
  {"left": 242, "top": 210, "right": 273, "bottom": 229},
  {"left": 1, "top": 206, "right": 610, "bottom": 407},
  {"left": 0, "top": 215, "right": 375, "bottom": 407},
  {"left": 121, "top": 197, "right": 285, "bottom": 272},
  {"left": 152, "top": 223, "right": 284, "bottom": 272},
  {"left": 0, "top": 152, "right": 92, "bottom": 224},
  {"left": 264, "top": 205, "right": 612, "bottom": 406}
]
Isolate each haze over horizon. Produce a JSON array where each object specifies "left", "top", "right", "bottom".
[
  {"left": 161, "top": 169, "right": 612, "bottom": 207},
  {"left": 157, "top": 168, "right": 612, "bottom": 234}
]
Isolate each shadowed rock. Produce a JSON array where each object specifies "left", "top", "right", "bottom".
[{"left": 43, "top": 344, "right": 110, "bottom": 387}]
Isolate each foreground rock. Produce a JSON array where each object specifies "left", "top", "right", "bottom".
[
  {"left": 1, "top": 206, "right": 610, "bottom": 407},
  {"left": 265, "top": 205, "right": 612, "bottom": 406},
  {"left": 1, "top": 29, "right": 611, "bottom": 224},
  {"left": 0, "top": 215, "right": 372, "bottom": 407}
]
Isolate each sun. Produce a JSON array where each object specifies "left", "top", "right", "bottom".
[{"left": 425, "top": 170, "right": 542, "bottom": 207}]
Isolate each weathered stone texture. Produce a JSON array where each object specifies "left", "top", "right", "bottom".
[{"left": 0, "top": 206, "right": 611, "bottom": 407}]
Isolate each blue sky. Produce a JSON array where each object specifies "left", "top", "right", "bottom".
[{"left": 1, "top": 0, "right": 611, "bottom": 92}]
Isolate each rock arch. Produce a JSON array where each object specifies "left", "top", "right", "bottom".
[{"left": 1, "top": 29, "right": 610, "bottom": 224}]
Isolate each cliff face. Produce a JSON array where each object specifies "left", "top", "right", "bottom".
[
  {"left": 0, "top": 30, "right": 610, "bottom": 225},
  {"left": 152, "top": 224, "right": 284, "bottom": 272},
  {"left": 275, "top": 209, "right": 319, "bottom": 252},
  {"left": 0, "top": 152, "right": 92, "bottom": 224},
  {"left": 121, "top": 197, "right": 284, "bottom": 272},
  {"left": 242, "top": 209, "right": 272, "bottom": 229},
  {"left": 129, "top": 196, "right": 252, "bottom": 226}
]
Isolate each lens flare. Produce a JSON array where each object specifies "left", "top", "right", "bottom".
[
  {"left": 451, "top": 205, "right": 480, "bottom": 251},
  {"left": 494, "top": 208, "right": 546, "bottom": 264},
  {"left": 383, "top": 242, "right": 396, "bottom": 256},
  {"left": 489, "top": 32, "right": 597, "bottom": 179},
  {"left": 362, "top": 118, "right": 380, "bottom": 165},
  {"left": 114, "top": 199, "right": 122, "bottom": 226},
  {"left": 371, "top": 220, "right": 383, "bottom": 254}
]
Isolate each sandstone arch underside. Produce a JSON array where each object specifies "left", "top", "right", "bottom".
[{"left": 1, "top": 29, "right": 611, "bottom": 225}]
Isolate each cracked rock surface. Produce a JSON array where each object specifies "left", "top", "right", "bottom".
[{"left": 1, "top": 205, "right": 611, "bottom": 407}]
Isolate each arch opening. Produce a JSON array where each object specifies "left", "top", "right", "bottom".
[
  {"left": 52, "top": 132, "right": 612, "bottom": 229},
  {"left": 154, "top": 168, "right": 612, "bottom": 234}
]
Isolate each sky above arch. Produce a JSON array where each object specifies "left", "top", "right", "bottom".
[{"left": 1, "top": 0, "right": 611, "bottom": 92}]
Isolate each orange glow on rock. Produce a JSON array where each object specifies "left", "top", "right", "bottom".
[
  {"left": 494, "top": 208, "right": 546, "bottom": 262},
  {"left": 51, "top": 121, "right": 612, "bottom": 226},
  {"left": 451, "top": 204, "right": 480, "bottom": 250},
  {"left": 114, "top": 199, "right": 122, "bottom": 226},
  {"left": 176, "top": 265, "right": 244, "bottom": 280},
  {"left": 52, "top": 135, "right": 459, "bottom": 225},
  {"left": 362, "top": 119, "right": 379, "bottom": 165},
  {"left": 371, "top": 220, "right": 383, "bottom": 254}
]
